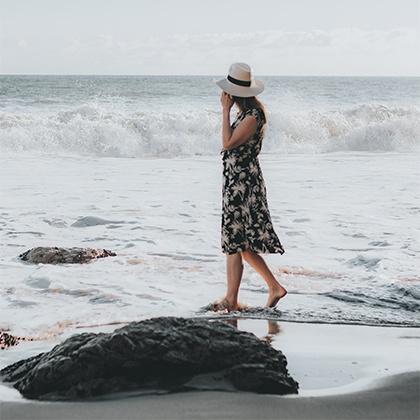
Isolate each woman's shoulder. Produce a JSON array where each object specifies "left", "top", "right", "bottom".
[{"left": 243, "top": 107, "right": 266, "bottom": 125}]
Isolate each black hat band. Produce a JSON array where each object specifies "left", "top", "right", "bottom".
[{"left": 227, "top": 74, "right": 251, "bottom": 87}]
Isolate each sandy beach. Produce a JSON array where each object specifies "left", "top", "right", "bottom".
[
  {"left": 1, "top": 371, "right": 418, "bottom": 420},
  {"left": 1, "top": 149, "right": 419, "bottom": 420},
  {"left": 1, "top": 319, "right": 419, "bottom": 420},
  {"left": 2, "top": 0, "right": 420, "bottom": 413}
]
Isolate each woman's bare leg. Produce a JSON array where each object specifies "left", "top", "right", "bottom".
[
  {"left": 241, "top": 249, "right": 287, "bottom": 307},
  {"left": 222, "top": 252, "right": 244, "bottom": 311}
]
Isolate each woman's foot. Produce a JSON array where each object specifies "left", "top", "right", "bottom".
[
  {"left": 237, "top": 301, "right": 249, "bottom": 311},
  {"left": 266, "top": 286, "right": 287, "bottom": 308},
  {"left": 212, "top": 297, "right": 238, "bottom": 312}
]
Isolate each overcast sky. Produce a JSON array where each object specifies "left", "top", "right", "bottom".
[{"left": 1, "top": 0, "right": 419, "bottom": 75}]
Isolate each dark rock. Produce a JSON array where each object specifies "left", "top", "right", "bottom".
[
  {"left": 18, "top": 247, "right": 116, "bottom": 264},
  {"left": 0, "top": 332, "right": 33, "bottom": 350},
  {"left": 0, "top": 317, "right": 298, "bottom": 400}
]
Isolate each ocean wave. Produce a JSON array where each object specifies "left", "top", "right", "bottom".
[
  {"left": 324, "top": 283, "right": 420, "bottom": 313},
  {"left": 199, "top": 279, "right": 420, "bottom": 327},
  {"left": 198, "top": 308, "right": 420, "bottom": 327},
  {"left": 0, "top": 103, "right": 419, "bottom": 157}
]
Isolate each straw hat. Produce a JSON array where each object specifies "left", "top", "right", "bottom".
[{"left": 215, "top": 62, "right": 264, "bottom": 97}]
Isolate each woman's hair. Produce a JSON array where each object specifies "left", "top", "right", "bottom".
[{"left": 231, "top": 95, "right": 268, "bottom": 125}]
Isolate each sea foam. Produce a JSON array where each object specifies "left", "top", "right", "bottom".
[{"left": 1, "top": 103, "right": 419, "bottom": 157}]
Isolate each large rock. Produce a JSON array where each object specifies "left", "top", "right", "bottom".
[
  {"left": 0, "top": 317, "right": 299, "bottom": 400},
  {"left": 18, "top": 247, "right": 116, "bottom": 264}
]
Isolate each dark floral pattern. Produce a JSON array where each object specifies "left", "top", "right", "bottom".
[{"left": 220, "top": 107, "right": 285, "bottom": 255}]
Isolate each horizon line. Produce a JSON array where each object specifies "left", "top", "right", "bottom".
[{"left": 1, "top": 73, "right": 419, "bottom": 78}]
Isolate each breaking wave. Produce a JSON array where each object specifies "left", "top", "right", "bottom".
[
  {"left": 324, "top": 283, "right": 420, "bottom": 314},
  {"left": 0, "top": 103, "right": 419, "bottom": 157}
]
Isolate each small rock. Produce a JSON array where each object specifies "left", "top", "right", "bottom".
[
  {"left": 19, "top": 247, "right": 116, "bottom": 264},
  {"left": 71, "top": 216, "right": 124, "bottom": 227},
  {"left": 0, "top": 332, "right": 34, "bottom": 350}
]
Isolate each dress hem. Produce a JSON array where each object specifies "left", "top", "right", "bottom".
[{"left": 222, "top": 246, "right": 285, "bottom": 256}]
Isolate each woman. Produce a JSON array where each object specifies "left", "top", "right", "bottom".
[{"left": 214, "top": 62, "right": 287, "bottom": 312}]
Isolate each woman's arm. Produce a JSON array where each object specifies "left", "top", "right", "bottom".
[
  {"left": 220, "top": 92, "right": 258, "bottom": 151},
  {"left": 222, "top": 114, "right": 257, "bottom": 150},
  {"left": 222, "top": 108, "right": 233, "bottom": 148}
]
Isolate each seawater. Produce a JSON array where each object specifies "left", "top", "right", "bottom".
[
  {"left": 0, "top": 76, "right": 419, "bottom": 367},
  {"left": 1, "top": 75, "right": 419, "bottom": 156}
]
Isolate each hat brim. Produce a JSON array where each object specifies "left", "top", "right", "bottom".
[{"left": 215, "top": 78, "right": 264, "bottom": 97}]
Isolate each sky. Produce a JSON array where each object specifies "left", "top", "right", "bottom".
[{"left": 0, "top": 0, "right": 419, "bottom": 76}]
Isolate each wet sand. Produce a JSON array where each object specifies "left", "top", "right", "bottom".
[
  {"left": 1, "top": 371, "right": 418, "bottom": 420},
  {"left": 1, "top": 319, "right": 419, "bottom": 420}
]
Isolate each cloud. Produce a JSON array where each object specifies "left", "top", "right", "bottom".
[
  {"left": 116, "top": 28, "right": 420, "bottom": 75},
  {"left": 2, "top": 27, "right": 419, "bottom": 75},
  {"left": 17, "top": 39, "right": 28, "bottom": 49}
]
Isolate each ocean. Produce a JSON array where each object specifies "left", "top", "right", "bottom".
[
  {"left": 0, "top": 75, "right": 419, "bottom": 365},
  {"left": 1, "top": 75, "right": 419, "bottom": 156}
]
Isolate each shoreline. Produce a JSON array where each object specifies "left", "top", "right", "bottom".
[{"left": 198, "top": 312, "right": 420, "bottom": 328}]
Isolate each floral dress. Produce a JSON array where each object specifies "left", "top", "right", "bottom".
[{"left": 220, "top": 107, "right": 285, "bottom": 255}]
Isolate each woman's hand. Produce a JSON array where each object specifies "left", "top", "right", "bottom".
[{"left": 220, "top": 91, "right": 234, "bottom": 112}]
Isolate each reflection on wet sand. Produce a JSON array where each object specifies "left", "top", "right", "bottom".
[{"left": 220, "top": 318, "right": 282, "bottom": 344}]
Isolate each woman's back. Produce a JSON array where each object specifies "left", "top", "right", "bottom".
[{"left": 224, "top": 107, "right": 266, "bottom": 157}]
